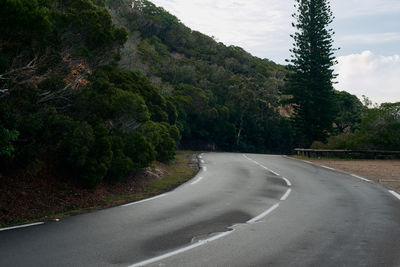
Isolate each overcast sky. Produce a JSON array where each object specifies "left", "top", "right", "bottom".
[{"left": 151, "top": 0, "right": 400, "bottom": 104}]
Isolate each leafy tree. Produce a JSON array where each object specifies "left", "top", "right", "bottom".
[
  {"left": 326, "top": 102, "right": 400, "bottom": 150},
  {"left": 354, "top": 102, "right": 400, "bottom": 150},
  {"left": 0, "top": 128, "right": 19, "bottom": 157},
  {"left": 333, "top": 91, "right": 365, "bottom": 133},
  {"left": 286, "top": 0, "right": 338, "bottom": 146}
]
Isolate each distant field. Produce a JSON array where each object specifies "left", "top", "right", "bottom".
[{"left": 296, "top": 157, "right": 400, "bottom": 191}]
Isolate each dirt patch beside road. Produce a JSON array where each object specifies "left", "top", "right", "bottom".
[
  {"left": 0, "top": 151, "right": 199, "bottom": 227},
  {"left": 299, "top": 158, "right": 400, "bottom": 191}
]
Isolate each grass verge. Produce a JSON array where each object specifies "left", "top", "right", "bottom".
[{"left": 0, "top": 151, "right": 199, "bottom": 228}]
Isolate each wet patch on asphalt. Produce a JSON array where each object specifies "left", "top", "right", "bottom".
[{"left": 143, "top": 210, "right": 251, "bottom": 255}]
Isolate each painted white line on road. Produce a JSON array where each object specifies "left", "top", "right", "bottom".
[
  {"left": 0, "top": 222, "right": 44, "bottom": 232},
  {"left": 269, "top": 170, "right": 280, "bottom": 176},
  {"left": 303, "top": 160, "right": 312, "bottom": 164},
  {"left": 389, "top": 190, "right": 400, "bottom": 200},
  {"left": 243, "top": 154, "right": 294, "bottom": 189},
  {"left": 320, "top": 165, "right": 335, "bottom": 171},
  {"left": 280, "top": 188, "right": 292, "bottom": 201},
  {"left": 202, "top": 166, "right": 207, "bottom": 172},
  {"left": 247, "top": 203, "right": 280, "bottom": 224},
  {"left": 243, "top": 155, "right": 281, "bottom": 176},
  {"left": 282, "top": 177, "right": 292, "bottom": 187},
  {"left": 351, "top": 174, "right": 371, "bottom": 183},
  {"left": 129, "top": 230, "right": 234, "bottom": 267},
  {"left": 200, "top": 159, "right": 205, "bottom": 164},
  {"left": 191, "top": 176, "right": 203, "bottom": 185},
  {"left": 122, "top": 193, "right": 168, "bottom": 207}
]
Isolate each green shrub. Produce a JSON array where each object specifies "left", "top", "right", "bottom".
[
  {"left": 0, "top": 128, "right": 19, "bottom": 157},
  {"left": 123, "top": 132, "right": 156, "bottom": 169},
  {"left": 138, "top": 121, "right": 176, "bottom": 162},
  {"left": 108, "top": 136, "right": 134, "bottom": 182},
  {"left": 81, "top": 125, "right": 113, "bottom": 188}
]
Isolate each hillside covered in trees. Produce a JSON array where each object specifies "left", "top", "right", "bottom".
[
  {"left": 0, "top": 0, "right": 293, "bottom": 190},
  {"left": 106, "top": 0, "right": 293, "bottom": 152},
  {"left": 1, "top": 0, "right": 397, "bottom": 193}
]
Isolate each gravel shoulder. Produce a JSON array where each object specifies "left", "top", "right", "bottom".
[{"left": 297, "top": 157, "right": 400, "bottom": 191}]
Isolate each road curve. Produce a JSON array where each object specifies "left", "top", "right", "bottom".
[{"left": 1, "top": 153, "right": 399, "bottom": 267}]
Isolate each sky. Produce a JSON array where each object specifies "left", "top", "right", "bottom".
[{"left": 150, "top": 0, "right": 400, "bottom": 104}]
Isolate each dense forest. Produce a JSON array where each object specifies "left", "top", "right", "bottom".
[
  {"left": 1, "top": 0, "right": 398, "bottom": 189},
  {"left": 106, "top": 0, "right": 293, "bottom": 152}
]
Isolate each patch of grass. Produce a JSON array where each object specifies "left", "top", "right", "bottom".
[{"left": 145, "top": 151, "right": 197, "bottom": 194}]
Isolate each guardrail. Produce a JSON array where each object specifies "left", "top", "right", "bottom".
[{"left": 294, "top": 148, "right": 400, "bottom": 159}]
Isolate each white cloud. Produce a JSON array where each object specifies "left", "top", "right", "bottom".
[{"left": 334, "top": 51, "right": 400, "bottom": 104}]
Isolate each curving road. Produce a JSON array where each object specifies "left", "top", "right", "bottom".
[{"left": 1, "top": 153, "right": 399, "bottom": 266}]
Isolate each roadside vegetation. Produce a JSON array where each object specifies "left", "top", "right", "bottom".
[{"left": 0, "top": 151, "right": 198, "bottom": 227}]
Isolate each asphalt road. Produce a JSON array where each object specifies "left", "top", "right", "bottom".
[{"left": 1, "top": 153, "right": 399, "bottom": 267}]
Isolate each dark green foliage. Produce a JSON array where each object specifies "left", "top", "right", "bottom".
[
  {"left": 0, "top": 0, "right": 182, "bottom": 189},
  {"left": 2, "top": 0, "right": 297, "bottom": 190},
  {"left": 326, "top": 102, "right": 400, "bottom": 150},
  {"left": 0, "top": 0, "right": 127, "bottom": 84},
  {"left": 333, "top": 91, "right": 365, "bottom": 133},
  {"left": 0, "top": 128, "right": 19, "bottom": 157},
  {"left": 81, "top": 125, "right": 113, "bottom": 188},
  {"left": 108, "top": 0, "right": 294, "bottom": 153},
  {"left": 56, "top": 0, "right": 127, "bottom": 50},
  {"left": 353, "top": 103, "right": 400, "bottom": 150},
  {"left": 286, "top": 0, "right": 338, "bottom": 146},
  {"left": 0, "top": 0, "right": 51, "bottom": 43},
  {"left": 138, "top": 121, "right": 176, "bottom": 162},
  {"left": 1, "top": 66, "right": 179, "bottom": 188},
  {"left": 108, "top": 136, "right": 135, "bottom": 182},
  {"left": 0, "top": 52, "right": 10, "bottom": 73},
  {"left": 123, "top": 132, "right": 156, "bottom": 168}
]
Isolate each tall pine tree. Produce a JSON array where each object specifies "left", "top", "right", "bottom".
[{"left": 286, "top": 0, "right": 338, "bottom": 147}]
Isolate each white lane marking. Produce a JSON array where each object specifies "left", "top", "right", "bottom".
[
  {"left": 389, "top": 190, "right": 400, "bottom": 200},
  {"left": 122, "top": 193, "right": 168, "bottom": 207},
  {"left": 191, "top": 176, "right": 203, "bottom": 185},
  {"left": 0, "top": 222, "right": 44, "bottom": 232},
  {"left": 320, "top": 165, "right": 335, "bottom": 171},
  {"left": 280, "top": 188, "right": 292, "bottom": 201},
  {"left": 198, "top": 155, "right": 202, "bottom": 159},
  {"left": 202, "top": 166, "right": 207, "bottom": 172},
  {"left": 269, "top": 170, "right": 280, "bottom": 176},
  {"left": 200, "top": 159, "right": 205, "bottom": 164},
  {"left": 303, "top": 160, "right": 312, "bottom": 164},
  {"left": 243, "top": 154, "right": 294, "bottom": 191},
  {"left": 351, "top": 174, "right": 371, "bottom": 183},
  {"left": 247, "top": 203, "right": 280, "bottom": 224},
  {"left": 129, "top": 231, "right": 233, "bottom": 267},
  {"left": 243, "top": 155, "right": 281, "bottom": 176},
  {"left": 282, "top": 177, "right": 292, "bottom": 187}
]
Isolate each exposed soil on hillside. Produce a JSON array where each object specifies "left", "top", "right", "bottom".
[
  {"left": 0, "top": 152, "right": 199, "bottom": 227},
  {"left": 303, "top": 159, "right": 400, "bottom": 191}
]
